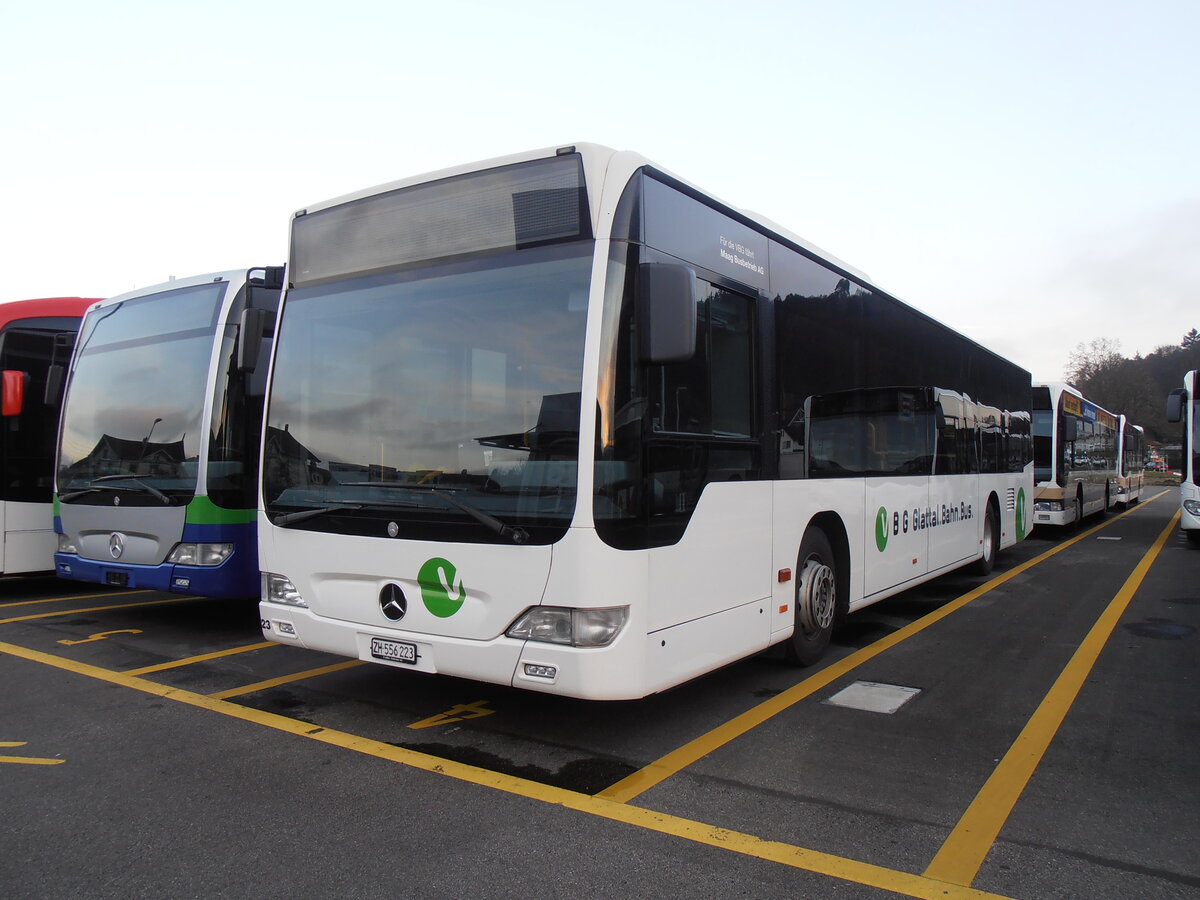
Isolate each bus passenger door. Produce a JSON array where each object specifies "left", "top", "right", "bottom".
[{"left": 928, "top": 395, "right": 980, "bottom": 571}]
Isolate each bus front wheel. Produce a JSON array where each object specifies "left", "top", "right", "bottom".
[{"left": 784, "top": 530, "right": 837, "bottom": 666}]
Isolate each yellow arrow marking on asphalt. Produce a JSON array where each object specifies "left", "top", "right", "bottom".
[
  {"left": 408, "top": 700, "right": 495, "bottom": 729},
  {"left": 57, "top": 629, "right": 143, "bottom": 646}
]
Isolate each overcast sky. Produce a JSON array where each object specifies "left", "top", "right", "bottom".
[{"left": 2, "top": 0, "right": 1196, "bottom": 382}]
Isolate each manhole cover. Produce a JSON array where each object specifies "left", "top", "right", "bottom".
[{"left": 825, "top": 681, "right": 921, "bottom": 714}]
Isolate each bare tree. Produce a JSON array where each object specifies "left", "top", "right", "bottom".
[{"left": 1064, "top": 337, "right": 1123, "bottom": 386}]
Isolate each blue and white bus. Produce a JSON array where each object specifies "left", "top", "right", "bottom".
[
  {"left": 1167, "top": 370, "right": 1199, "bottom": 542},
  {"left": 54, "top": 268, "right": 282, "bottom": 597},
  {"left": 256, "top": 144, "right": 1032, "bottom": 699}
]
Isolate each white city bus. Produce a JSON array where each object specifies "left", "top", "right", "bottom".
[
  {"left": 54, "top": 268, "right": 282, "bottom": 597},
  {"left": 1167, "top": 370, "right": 1199, "bottom": 542},
  {"left": 257, "top": 144, "right": 1033, "bottom": 700},
  {"left": 0, "top": 297, "right": 95, "bottom": 575},
  {"left": 1115, "top": 416, "right": 1145, "bottom": 506},
  {"left": 1032, "top": 382, "right": 1118, "bottom": 527}
]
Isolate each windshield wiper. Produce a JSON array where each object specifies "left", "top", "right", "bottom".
[
  {"left": 343, "top": 482, "right": 530, "bottom": 544},
  {"left": 60, "top": 474, "right": 171, "bottom": 505},
  {"left": 273, "top": 503, "right": 363, "bottom": 526},
  {"left": 271, "top": 498, "right": 419, "bottom": 527}
]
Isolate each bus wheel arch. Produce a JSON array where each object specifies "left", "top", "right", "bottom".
[{"left": 783, "top": 514, "right": 849, "bottom": 667}]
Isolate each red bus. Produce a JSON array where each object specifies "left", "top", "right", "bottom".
[{"left": 1, "top": 297, "right": 97, "bottom": 575}]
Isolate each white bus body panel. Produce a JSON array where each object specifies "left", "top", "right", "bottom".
[
  {"left": 1183, "top": 481, "right": 1200, "bottom": 534},
  {"left": 260, "top": 483, "right": 780, "bottom": 701},
  {"left": 1, "top": 501, "right": 56, "bottom": 574},
  {"left": 261, "top": 467, "right": 1026, "bottom": 699},
  {"left": 644, "top": 481, "right": 772, "bottom": 632}
]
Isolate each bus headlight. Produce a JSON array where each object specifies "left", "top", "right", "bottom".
[
  {"left": 1033, "top": 500, "right": 1062, "bottom": 512},
  {"left": 262, "top": 572, "right": 307, "bottom": 608},
  {"left": 57, "top": 533, "right": 78, "bottom": 554},
  {"left": 506, "top": 606, "right": 628, "bottom": 647},
  {"left": 167, "top": 543, "right": 233, "bottom": 566},
  {"left": 1184, "top": 500, "right": 1200, "bottom": 516}
]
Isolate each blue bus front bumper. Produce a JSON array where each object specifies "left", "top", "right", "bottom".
[{"left": 53, "top": 546, "right": 258, "bottom": 599}]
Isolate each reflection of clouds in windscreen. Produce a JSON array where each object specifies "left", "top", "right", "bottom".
[
  {"left": 60, "top": 336, "right": 209, "bottom": 467},
  {"left": 278, "top": 382, "right": 556, "bottom": 471},
  {"left": 268, "top": 250, "right": 589, "bottom": 472}
]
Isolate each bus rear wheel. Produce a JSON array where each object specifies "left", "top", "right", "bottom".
[
  {"left": 972, "top": 501, "right": 998, "bottom": 575},
  {"left": 784, "top": 530, "right": 837, "bottom": 667}
]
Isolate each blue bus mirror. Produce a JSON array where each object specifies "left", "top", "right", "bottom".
[
  {"left": 44, "top": 364, "right": 64, "bottom": 406},
  {"left": 237, "top": 307, "right": 272, "bottom": 373}
]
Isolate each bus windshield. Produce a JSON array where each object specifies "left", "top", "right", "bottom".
[
  {"left": 1193, "top": 395, "right": 1200, "bottom": 486},
  {"left": 57, "top": 282, "right": 226, "bottom": 503},
  {"left": 1032, "top": 408, "right": 1054, "bottom": 484},
  {"left": 262, "top": 243, "right": 591, "bottom": 544}
]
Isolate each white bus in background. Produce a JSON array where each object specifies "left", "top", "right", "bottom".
[
  {"left": 1032, "top": 382, "right": 1119, "bottom": 527},
  {"left": 1166, "top": 370, "right": 1199, "bottom": 543},
  {"left": 257, "top": 143, "right": 1033, "bottom": 700},
  {"left": 1115, "top": 416, "right": 1145, "bottom": 506},
  {"left": 0, "top": 297, "right": 95, "bottom": 575}
]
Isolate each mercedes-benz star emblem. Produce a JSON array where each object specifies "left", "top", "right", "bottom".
[
  {"left": 379, "top": 583, "right": 407, "bottom": 621},
  {"left": 108, "top": 533, "right": 125, "bottom": 560}
]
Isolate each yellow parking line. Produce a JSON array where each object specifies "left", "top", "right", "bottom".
[
  {"left": 122, "top": 641, "right": 280, "bottom": 676},
  {"left": 0, "top": 755, "right": 65, "bottom": 766},
  {"left": 208, "top": 660, "right": 366, "bottom": 699},
  {"left": 0, "top": 589, "right": 152, "bottom": 609},
  {"left": 922, "top": 509, "right": 1181, "bottom": 886},
  {"left": 0, "top": 595, "right": 198, "bottom": 624},
  {"left": 0, "top": 638, "right": 1010, "bottom": 900},
  {"left": 598, "top": 492, "right": 1169, "bottom": 804}
]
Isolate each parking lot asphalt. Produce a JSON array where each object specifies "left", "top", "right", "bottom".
[{"left": 2, "top": 488, "right": 1196, "bottom": 899}]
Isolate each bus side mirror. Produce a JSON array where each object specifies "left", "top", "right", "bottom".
[
  {"left": 1166, "top": 388, "right": 1186, "bottom": 423},
  {"left": 237, "top": 307, "right": 273, "bottom": 373},
  {"left": 1062, "top": 416, "right": 1078, "bottom": 443},
  {"left": 44, "top": 364, "right": 65, "bottom": 406},
  {"left": 638, "top": 263, "right": 696, "bottom": 364},
  {"left": 2, "top": 370, "right": 29, "bottom": 417}
]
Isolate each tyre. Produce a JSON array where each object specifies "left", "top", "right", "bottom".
[
  {"left": 971, "top": 501, "right": 998, "bottom": 575},
  {"left": 1188, "top": 530, "right": 1200, "bottom": 546},
  {"left": 1072, "top": 495, "right": 1083, "bottom": 528},
  {"left": 783, "top": 530, "right": 838, "bottom": 667}
]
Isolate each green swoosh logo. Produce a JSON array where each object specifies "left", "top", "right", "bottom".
[
  {"left": 875, "top": 507, "right": 889, "bottom": 552},
  {"left": 1015, "top": 488, "right": 1027, "bottom": 540},
  {"left": 418, "top": 556, "right": 466, "bottom": 618}
]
